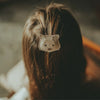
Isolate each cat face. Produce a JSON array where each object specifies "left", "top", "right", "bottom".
[{"left": 38, "top": 35, "right": 61, "bottom": 52}]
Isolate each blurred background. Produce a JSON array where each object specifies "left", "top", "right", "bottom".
[{"left": 0, "top": 0, "right": 100, "bottom": 97}]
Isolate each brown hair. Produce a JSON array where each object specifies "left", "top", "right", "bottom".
[{"left": 22, "top": 3, "right": 86, "bottom": 100}]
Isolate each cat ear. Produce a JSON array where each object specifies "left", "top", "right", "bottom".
[
  {"left": 52, "top": 34, "right": 60, "bottom": 41},
  {"left": 39, "top": 34, "right": 44, "bottom": 39},
  {"left": 55, "top": 34, "right": 60, "bottom": 39}
]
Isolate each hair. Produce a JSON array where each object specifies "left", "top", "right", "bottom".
[{"left": 22, "top": 3, "right": 86, "bottom": 100}]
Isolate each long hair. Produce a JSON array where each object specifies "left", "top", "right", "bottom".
[{"left": 22, "top": 3, "right": 86, "bottom": 100}]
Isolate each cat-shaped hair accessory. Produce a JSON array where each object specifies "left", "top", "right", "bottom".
[{"left": 38, "top": 35, "right": 61, "bottom": 52}]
